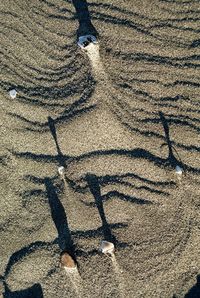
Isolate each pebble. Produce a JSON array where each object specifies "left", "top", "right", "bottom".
[
  {"left": 60, "top": 252, "right": 76, "bottom": 270},
  {"left": 58, "top": 166, "right": 65, "bottom": 176},
  {"left": 99, "top": 241, "right": 115, "bottom": 255},
  {"left": 78, "top": 35, "right": 98, "bottom": 49},
  {"left": 9, "top": 89, "right": 17, "bottom": 99},
  {"left": 175, "top": 165, "right": 183, "bottom": 175}
]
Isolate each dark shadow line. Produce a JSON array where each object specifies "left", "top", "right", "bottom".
[
  {"left": 44, "top": 178, "right": 75, "bottom": 258},
  {"left": 20, "top": 105, "right": 96, "bottom": 133},
  {"left": 184, "top": 274, "right": 200, "bottom": 298},
  {"left": 4, "top": 241, "right": 53, "bottom": 278},
  {"left": 190, "top": 39, "right": 200, "bottom": 48},
  {"left": 89, "top": 2, "right": 158, "bottom": 22},
  {"left": 159, "top": 0, "right": 199, "bottom": 3},
  {"left": 47, "top": 117, "right": 77, "bottom": 190},
  {"left": 86, "top": 174, "right": 116, "bottom": 244},
  {"left": 10, "top": 145, "right": 200, "bottom": 174},
  {"left": 148, "top": 22, "right": 200, "bottom": 33},
  {"left": 2, "top": 282, "right": 43, "bottom": 298},
  {"left": 115, "top": 112, "right": 200, "bottom": 154},
  {"left": 100, "top": 179, "right": 169, "bottom": 196},
  {"left": 159, "top": 111, "right": 181, "bottom": 167},
  {"left": 71, "top": 0, "right": 98, "bottom": 37},
  {"left": 71, "top": 222, "right": 127, "bottom": 239},
  {"left": 106, "top": 49, "right": 200, "bottom": 69},
  {"left": 99, "top": 173, "right": 175, "bottom": 187},
  {"left": 90, "top": 1, "right": 200, "bottom": 23},
  {"left": 141, "top": 116, "right": 200, "bottom": 134},
  {"left": 21, "top": 189, "right": 47, "bottom": 207},
  {"left": 102, "top": 191, "right": 153, "bottom": 205},
  {"left": 11, "top": 84, "right": 95, "bottom": 131},
  {"left": 48, "top": 116, "right": 65, "bottom": 166}
]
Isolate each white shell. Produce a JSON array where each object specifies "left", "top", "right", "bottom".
[
  {"left": 78, "top": 35, "right": 98, "bottom": 49},
  {"left": 58, "top": 166, "right": 65, "bottom": 175},
  {"left": 100, "top": 241, "right": 115, "bottom": 255},
  {"left": 9, "top": 89, "right": 17, "bottom": 99},
  {"left": 175, "top": 165, "right": 183, "bottom": 175}
]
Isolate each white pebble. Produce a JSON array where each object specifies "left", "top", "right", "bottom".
[
  {"left": 9, "top": 89, "right": 17, "bottom": 99},
  {"left": 58, "top": 166, "right": 65, "bottom": 176},
  {"left": 175, "top": 165, "right": 183, "bottom": 175},
  {"left": 99, "top": 241, "right": 115, "bottom": 255},
  {"left": 78, "top": 35, "right": 98, "bottom": 49}
]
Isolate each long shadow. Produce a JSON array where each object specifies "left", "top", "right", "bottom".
[
  {"left": 86, "top": 173, "right": 116, "bottom": 244},
  {"left": 44, "top": 178, "right": 75, "bottom": 258},
  {"left": 159, "top": 111, "right": 182, "bottom": 168},
  {"left": 3, "top": 241, "right": 54, "bottom": 279},
  {"left": 71, "top": 0, "right": 98, "bottom": 37},
  {"left": 48, "top": 116, "right": 65, "bottom": 167},
  {"left": 184, "top": 274, "right": 200, "bottom": 298},
  {"left": 10, "top": 145, "right": 200, "bottom": 174},
  {"left": 47, "top": 116, "right": 77, "bottom": 189},
  {"left": 2, "top": 281, "right": 43, "bottom": 298}
]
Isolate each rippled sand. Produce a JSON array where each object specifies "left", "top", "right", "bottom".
[{"left": 0, "top": 0, "right": 200, "bottom": 297}]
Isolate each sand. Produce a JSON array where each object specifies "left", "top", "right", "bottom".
[{"left": 0, "top": 0, "right": 200, "bottom": 297}]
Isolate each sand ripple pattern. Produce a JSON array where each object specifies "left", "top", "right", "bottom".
[{"left": 0, "top": 1, "right": 199, "bottom": 298}]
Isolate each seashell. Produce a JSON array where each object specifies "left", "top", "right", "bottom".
[
  {"left": 58, "top": 166, "right": 65, "bottom": 176},
  {"left": 175, "top": 165, "right": 183, "bottom": 175},
  {"left": 60, "top": 252, "right": 76, "bottom": 270},
  {"left": 99, "top": 241, "right": 115, "bottom": 255},
  {"left": 77, "top": 35, "right": 98, "bottom": 49},
  {"left": 9, "top": 89, "right": 17, "bottom": 99}
]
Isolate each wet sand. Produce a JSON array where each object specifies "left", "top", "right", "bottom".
[{"left": 0, "top": 0, "right": 200, "bottom": 297}]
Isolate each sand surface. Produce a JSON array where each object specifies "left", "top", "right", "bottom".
[{"left": 0, "top": 0, "right": 200, "bottom": 297}]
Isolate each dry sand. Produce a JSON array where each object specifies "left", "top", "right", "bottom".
[{"left": 0, "top": 0, "right": 200, "bottom": 297}]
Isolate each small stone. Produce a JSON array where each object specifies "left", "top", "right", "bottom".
[
  {"left": 9, "top": 89, "right": 17, "bottom": 99},
  {"left": 78, "top": 35, "right": 98, "bottom": 49},
  {"left": 99, "top": 241, "right": 115, "bottom": 255},
  {"left": 175, "top": 165, "right": 183, "bottom": 175},
  {"left": 60, "top": 252, "right": 76, "bottom": 270},
  {"left": 58, "top": 166, "right": 65, "bottom": 176}
]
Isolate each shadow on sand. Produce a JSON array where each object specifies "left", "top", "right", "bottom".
[
  {"left": 184, "top": 274, "right": 200, "bottom": 298},
  {"left": 47, "top": 116, "right": 76, "bottom": 189},
  {"left": 2, "top": 282, "right": 43, "bottom": 298},
  {"left": 44, "top": 177, "right": 76, "bottom": 263},
  {"left": 71, "top": 0, "right": 98, "bottom": 37},
  {"left": 159, "top": 111, "right": 183, "bottom": 169},
  {"left": 86, "top": 173, "right": 116, "bottom": 245}
]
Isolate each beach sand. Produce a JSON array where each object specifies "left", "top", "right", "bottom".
[{"left": 0, "top": 0, "right": 200, "bottom": 297}]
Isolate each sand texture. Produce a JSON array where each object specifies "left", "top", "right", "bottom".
[{"left": 0, "top": 0, "right": 200, "bottom": 297}]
